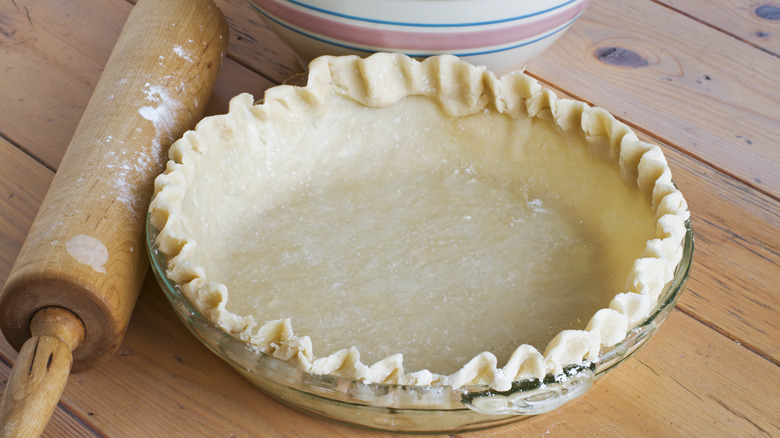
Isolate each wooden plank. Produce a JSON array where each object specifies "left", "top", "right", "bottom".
[
  {"left": 525, "top": 0, "right": 780, "bottom": 198},
  {"left": 656, "top": 0, "right": 780, "bottom": 56},
  {"left": 0, "top": 138, "right": 51, "bottom": 282},
  {"left": 664, "top": 144, "right": 780, "bottom": 362},
  {"left": 214, "top": 0, "right": 302, "bottom": 83},
  {"left": 6, "top": 0, "right": 780, "bottom": 197},
  {"left": 0, "top": 0, "right": 275, "bottom": 172},
  {"left": 0, "top": 0, "right": 126, "bottom": 170},
  {"left": 11, "top": 284, "right": 777, "bottom": 437},
  {"left": 517, "top": 310, "right": 780, "bottom": 437},
  {"left": 1, "top": 1, "right": 778, "bottom": 436},
  {"left": 203, "top": 57, "right": 276, "bottom": 117},
  {"left": 40, "top": 405, "right": 97, "bottom": 438}
]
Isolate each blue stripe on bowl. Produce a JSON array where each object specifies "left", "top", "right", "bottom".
[
  {"left": 281, "top": 0, "right": 580, "bottom": 27},
  {"left": 254, "top": 5, "right": 581, "bottom": 58}
]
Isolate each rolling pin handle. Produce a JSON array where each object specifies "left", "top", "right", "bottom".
[{"left": 0, "top": 308, "right": 85, "bottom": 438}]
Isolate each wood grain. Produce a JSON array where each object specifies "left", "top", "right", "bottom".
[
  {"left": 525, "top": 0, "right": 780, "bottom": 198},
  {"left": 204, "top": 58, "right": 277, "bottom": 117},
  {"left": 664, "top": 145, "right": 780, "bottom": 363},
  {"left": 0, "top": 0, "right": 127, "bottom": 170},
  {"left": 0, "top": 138, "right": 51, "bottom": 283},
  {"left": 507, "top": 310, "right": 780, "bottom": 437},
  {"left": 213, "top": 0, "right": 302, "bottom": 83},
  {"left": 656, "top": 0, "right": 780, "bottom": 56},
  {"left": 0, "top": 0, "right": 285, "bottom": 174},
  {"left": 0, "top": 0, "right": 778, "bottom": 436},
  {"left": 6, "top": 281, "right": 777, "bottom": 437}
]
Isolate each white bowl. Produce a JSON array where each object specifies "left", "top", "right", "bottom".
[{"left": 248, "top": 0, "right": 591, "bottom": 75}]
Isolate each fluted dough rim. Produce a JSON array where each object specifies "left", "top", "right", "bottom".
[{"left": 149, "top": 53, "right": 690, "bottom": 390}]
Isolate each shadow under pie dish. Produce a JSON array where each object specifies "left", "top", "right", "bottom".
[{"left": 147, "top": 53, "right": 692, "bottom": 432}]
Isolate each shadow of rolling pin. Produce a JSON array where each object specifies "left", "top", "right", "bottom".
[{"left": 0, "top": 0, "right": 229, "bottom": 435}]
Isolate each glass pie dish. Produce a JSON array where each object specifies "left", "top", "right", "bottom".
[
  {"left": 146, "top": 205, "right": 692, "bottom": 434},
  {"left": 145, "top": 53, "right": 693, "bottom": 433}
]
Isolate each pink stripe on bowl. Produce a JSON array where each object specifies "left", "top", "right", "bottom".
[{"left": 251, "top": 0, "right": 590, "bottom": 51}]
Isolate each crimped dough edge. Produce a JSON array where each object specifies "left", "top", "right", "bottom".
[{"left": 149, "top": 53, "right": 689, "bottom": 391}]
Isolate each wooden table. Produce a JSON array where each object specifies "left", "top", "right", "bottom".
[{"left": 1, "top": 0, "right": 778, "bottom": 436}]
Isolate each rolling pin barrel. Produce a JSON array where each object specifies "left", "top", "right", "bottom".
[{"left": 0, "top": 0, "right": 228, "bottom": 435}]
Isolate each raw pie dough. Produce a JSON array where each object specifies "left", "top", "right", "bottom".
[{"left": 150, "top": 53, "right": 689, "bottom": 390}]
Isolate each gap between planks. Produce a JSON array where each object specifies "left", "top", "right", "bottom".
[
  {"left": 674, "top": 305, "right": 780, "bottom": 368},
  {"left": 651, "top": 0, "right": 780, "bottom": 59},
  {"left": 0, "top": 132, "right": 56, "bottom": 174}
]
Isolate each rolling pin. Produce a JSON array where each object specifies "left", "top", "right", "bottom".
[{"left": 0, "top": 0, "right": 228, "bottom": 435}]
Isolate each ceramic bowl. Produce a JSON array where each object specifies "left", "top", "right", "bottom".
[{"left": 248, "top": 0, "right": 591, "bottom": 75}]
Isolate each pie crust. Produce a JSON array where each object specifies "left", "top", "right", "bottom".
[{"left": 149, "top": 53, "right": 689, "bottom": 390}]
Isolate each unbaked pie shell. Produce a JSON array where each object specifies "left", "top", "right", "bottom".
[{"left": 150, "top": 53, "right": 689, "bottom": 390}]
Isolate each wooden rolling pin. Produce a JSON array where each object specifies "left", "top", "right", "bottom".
[{"left": 0, "top": 0, "right": 228, "bottom": 435}]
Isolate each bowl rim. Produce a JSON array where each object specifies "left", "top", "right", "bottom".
[{"left": 248, "top": 0, "right": 589, "bottom": 28}]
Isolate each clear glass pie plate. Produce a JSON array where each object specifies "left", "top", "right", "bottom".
[{"left": 146, "top": 215, "right": 693, "bottom": 433}]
